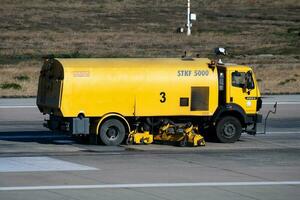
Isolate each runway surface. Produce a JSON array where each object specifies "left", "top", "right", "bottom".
[{"left": 0, "top": 95, "right": 299, "bottom": 200}]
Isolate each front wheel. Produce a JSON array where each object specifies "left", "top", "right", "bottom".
[
  {"left": 216, "top": 116, "right": 242, "bottom": 143},
  {"left": 99, "top": 119, "right": 126, "bottom": 146}
]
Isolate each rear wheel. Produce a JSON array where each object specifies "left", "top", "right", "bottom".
[
  {"left": 216, "top": 116, "right": 242, "bottom": 143},
  {"left": 99, "top": 119, "right": 126, "bottom": 146}
]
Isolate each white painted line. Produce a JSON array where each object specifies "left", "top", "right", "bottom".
[
  {"left": 263, "top": 102, "right": 300, "bottom": 105},
  {"left": 265, "top": 131, "right": 300, "bottom": 134},
  {"left": 254, "top": 132, "right": 300, "bottom": 135},
  {"left": 0, "top": 181, "right": 299, "bottom": 191},
  {"left": 0, "top": 157, "right": 97, "bottom": 172},
  {"left": 0, "top": 106, "right": 37, "bottom": 108}
]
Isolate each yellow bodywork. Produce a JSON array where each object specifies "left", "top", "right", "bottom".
[
  {"left": 37, "top": 57, "right": 261, "bottom": 145},
  {"left": 37, "top": 58, "right": 219, "bottom": 118}
]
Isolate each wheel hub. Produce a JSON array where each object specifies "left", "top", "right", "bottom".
[
  {"left": 223, "top": 123, "right": 236, "bottom": 138},
  {"left": 106, "top": 127, "right": 118, "bottom": 140}
]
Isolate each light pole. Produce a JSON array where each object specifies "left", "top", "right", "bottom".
[
  {"left": 187, "top": 0, "right": 191, "bottom": 36},
  {"left": 187, "top": 0, "right": 196, "bottom": 36}
]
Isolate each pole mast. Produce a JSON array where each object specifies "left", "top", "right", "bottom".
[{"left": 187, "top": 0, "right": 191, "bottom": 36}]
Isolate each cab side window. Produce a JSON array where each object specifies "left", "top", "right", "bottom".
[{"left": 232, "top": 72, "right": 246, "bottom": 88}]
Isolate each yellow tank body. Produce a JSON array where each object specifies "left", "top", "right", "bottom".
[{"left": 37, "top": 58, "right": 218, "bottom": 118}]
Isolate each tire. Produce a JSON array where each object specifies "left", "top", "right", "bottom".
[
  {"left": 99, "top": 119, "right": 126, "bottom": 146},
  {"left": 216, "top": 116, "right": 242, "bottom": 143}
]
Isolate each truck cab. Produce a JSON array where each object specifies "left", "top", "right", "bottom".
[{"left": 213, "top": 63, "right": 262, "bottom": 143}]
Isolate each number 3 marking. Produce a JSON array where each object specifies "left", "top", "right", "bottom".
[{"left": 160, "top": 92, "right": 166, "bottom": 103}]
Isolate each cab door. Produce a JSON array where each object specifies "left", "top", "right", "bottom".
[{"left": 227, "top": 69, "right": 258, "bottom": 114}]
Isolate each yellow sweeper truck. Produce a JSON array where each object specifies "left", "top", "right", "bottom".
[{"left": 37, "top": 55, "right": 262, "bottom": 146}]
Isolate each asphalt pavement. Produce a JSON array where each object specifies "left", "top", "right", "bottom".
[{"left": 0, "top": 95, "right": 299, "bottom": 200}]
